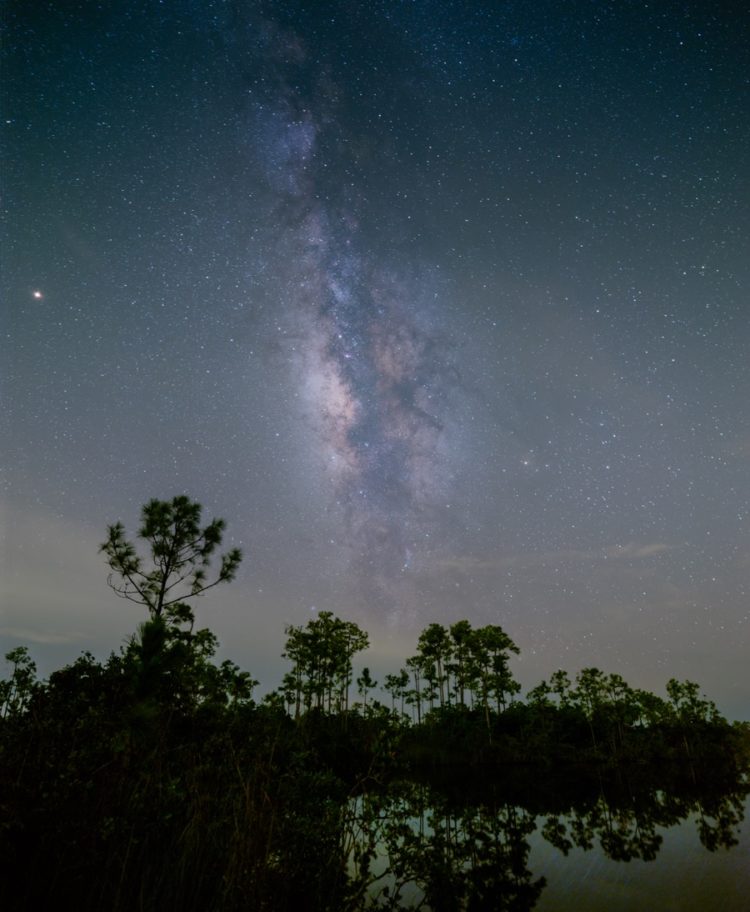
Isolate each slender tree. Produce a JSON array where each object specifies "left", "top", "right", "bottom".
[
  {"left": 281, "top": 611, "right": 369, "bottom": 716},
  {"left": 100, "top": 495, "right": 242, "bottom": 628},
  {"left": 384, "top": 669, "right": 412, "bottom": 719},
  {"left": 0, "top": 647, "right": 38, "bottom": 719},
  {"left": 417, "top": 623, "right": 452, "bottom": 707},
  {"left": 357, "top": 667, "right": 377, "bottom": 711},
  {"left": 405, "top": 656, "right": 423, "bottom": 724},
  {"left": 383, "top": 673, "right": 401, "bottom": 713},
  {"left": 448, "top": 620, "right": 473, "bottom": 707}
]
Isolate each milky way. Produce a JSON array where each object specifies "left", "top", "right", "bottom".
[
  {"left": 2, "top": 0, "right": 749, "bottom": 715},
  {"left": 248, "top": 26, "right": 464, "bottom": 617}
]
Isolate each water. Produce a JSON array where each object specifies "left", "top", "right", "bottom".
[
  {"left": 344, "top": 770, "right": 749, "bottom": 910},
  {"left": 531, "top": 799, "right": 750, "bottom": 911}
]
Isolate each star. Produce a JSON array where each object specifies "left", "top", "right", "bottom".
[{"left": 2, "top": 0, "right": 748, "bottom": 722}]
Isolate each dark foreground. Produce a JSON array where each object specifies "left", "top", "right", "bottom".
[{"left": 1, "top": 641, "right": 748, "bottom": 911}]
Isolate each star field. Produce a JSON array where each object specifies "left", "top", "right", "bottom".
[{"left": 2, "top": 1, "right": 748, "bottom": 716}]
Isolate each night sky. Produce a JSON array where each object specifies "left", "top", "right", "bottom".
[{"left": 3, "top": 1, "right": 749, "bottom": 717}]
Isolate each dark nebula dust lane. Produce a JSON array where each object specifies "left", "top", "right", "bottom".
[
  {"left": 2, "top": 0, "right": 749, "bottom": 715},
  {"left": 242, "top": 30, "right": 467, "bottom": 618}
]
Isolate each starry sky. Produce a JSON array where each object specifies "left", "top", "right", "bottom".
[{"left": 2, "top": 0, "right": 749, "bottom": 717}]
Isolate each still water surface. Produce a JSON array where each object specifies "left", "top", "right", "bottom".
[
  {"left": 531, "top": 799, "right": 750, "bottom": 911},
  {"left": 347, "top": 774, "right": 749, "bottom": 910}
]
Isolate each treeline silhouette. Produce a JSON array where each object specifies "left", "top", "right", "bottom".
[{"left": 1, "top": 498, "right": 747, "bottom": 910}]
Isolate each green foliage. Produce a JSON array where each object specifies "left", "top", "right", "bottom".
[
  {"left": 666, "top": 678, "right": 722, "bottom": 725},
  {"left": 100, "top": 495, "right": 242, "bottom": 627},
  {"left": 0, "top": 647, "right": 37, "bottom": 719},
  {"left": 399, "top": 621, "right": 521, "bottom": 744},
  {"left": 383, "top": 669, "right": 409, "bottom": 717},
  {"left": 357, "top": 666, "right": 377, "bottom": 710},
  {"left": 1, "top": 500, "right": 746, "bottom": 910},
  {"left": 0, "top": 616, "right": 746, "bottom": 911},
  {"left": 281, "top": 610, "right": 369, "bottom": 716}
]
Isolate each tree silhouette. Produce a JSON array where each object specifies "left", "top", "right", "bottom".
[
  {"left": 282, "top": 611, "right": 369, "bottom": 715},
  {"left": 100, "top": 495, "right": 242, "bottom": 627},
  {"left": 0, "top": 647, "right": 38, "bottom": 719},
  {"left": 384, "top": 669, "right": 410, "bottom": 716},
  {"left": 417, "top": 623, "right": 452, "bottom": 707},
  {"left": 357, "top": 666, "right": 377, "bottom": 711},
  {"left": 448, "top": 619, "right": 473, "bottom": 706}
]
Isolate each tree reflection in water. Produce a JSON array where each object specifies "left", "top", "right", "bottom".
[
  {"left": 340, "top": 767, "right": 748, "bottom": 911},
  {"left": 541, "top": 780, "right": 747, "bottom": 863},
  {"left": 345, "top": 782, "right": 543, "bottom": 910}
]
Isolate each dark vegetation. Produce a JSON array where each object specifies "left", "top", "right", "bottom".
[{"left": 1, "top": 498, "right": 748, "bottom": 910}]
